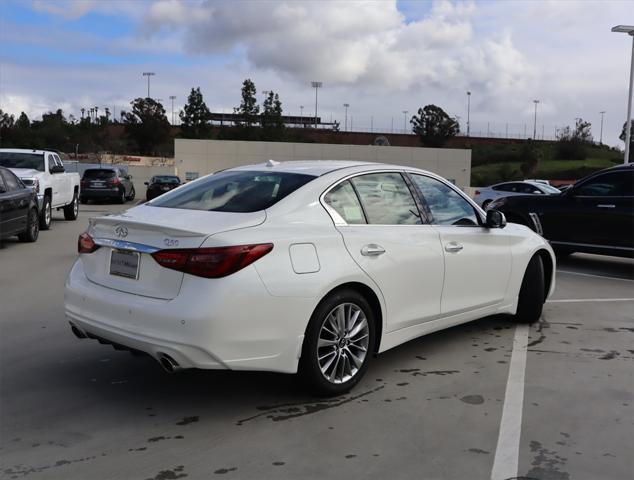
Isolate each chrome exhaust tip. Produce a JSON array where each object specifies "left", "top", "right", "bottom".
[{"left": 157, "top": 353, "right": 181, "bottom": 373}]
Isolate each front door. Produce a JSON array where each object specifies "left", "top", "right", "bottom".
[
  {"left": 324, "top": 172, "right": 445, "bottom": 333},
  {"left": 409, "top": 174, "right": 512, "bottom": 315}
]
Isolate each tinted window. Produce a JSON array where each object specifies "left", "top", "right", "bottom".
[
  {"left": 412, "top": 174, "right": 479, "bottom": 226},
  {"left": 492, "top": 183, "right": 517, "bottom": 192},
  {"left": 324, "top": 181, "right": 366, "bottom": 224},
  {"left": 350, "top": 173, "right": 421, "bottom": 225},
  {"left": 83, "top": 169, "right": 116, "bottom": 180},
  {"left": 518, "top": 184, "right": 542, "bottom": 194},
  {"left": 574, "top": 171, "right": 634, "bottom": 197},
  {"left": 150, "top": 170, "right": 315, "bottom": 212},
  {"left": 153, "top": 176, "right": 180, "bottom": 184},
  {"left": 0, "top": 152, "right": 45, "bottom": 171},
  {"left": 1, "top": 169, "right": 21, "bottom": 191}
]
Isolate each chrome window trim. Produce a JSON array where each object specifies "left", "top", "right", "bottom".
[
  {"left": 93, "top": 237, "right": 160, "bottom": 254},
  {"left": 550, "top": 240, "right": 634, "bottom": 251},
  {"left": 528, "top": 212, "right": 543, "bottom": 235}
]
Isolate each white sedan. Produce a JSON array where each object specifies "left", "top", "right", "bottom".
[
  {"left": 474, "top": 180, "right": 562, "bottom": 209},
  {"left": 65, "top": 161, "right": 555, "bottom": 395}
]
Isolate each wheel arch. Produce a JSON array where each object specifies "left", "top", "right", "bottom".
[
  {"left": 312, "top": 281, "right": 384, "bottom": 355},
  {"left": 43, "top": 187, "right": 52, "bottom": 198}
]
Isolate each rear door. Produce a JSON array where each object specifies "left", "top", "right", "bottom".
[
  {"left": 410, "top": 173, "right": 512, "bottom": 315},
  {"left": 325, "top": 172, "right": 444, "bottom": 333}
]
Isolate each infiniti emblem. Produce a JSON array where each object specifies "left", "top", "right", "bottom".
[{"left": 114, "top": 225, "right": 128, "bottom": 238}]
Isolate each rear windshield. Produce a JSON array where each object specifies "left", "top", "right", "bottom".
[
  {"left": 0, "top": 152, "right": 45, "bottom": 171},
  {"left": 83, "top": 169, "right": 116, "bottom": 180},
  {"left": 150, "top": 170, "right": 316, "bottom": 212},
  {"left": 152, "top": 176, "right": 180, "bottom": 184}
]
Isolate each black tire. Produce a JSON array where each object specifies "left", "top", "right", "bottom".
[
  {"left": 18, "top": 207, "right": 39, "bottom": 243},
  {"left": 117, "top": 188, "right": 126, "bottom": 204},
  {"left": 39, "top": 196, "right": 52, "bottom": 230},
  {"left": 63, "top": 192, "right": 79, "bottom": 220},
  {"left": 299, "top": 289, "right": 376, "bottom": 396},
  {"left": 126, "top": 187, "right": 135, "bottom": 201},
  {"left": 514, "top": 255, "right": 545, "bottom": 323}
]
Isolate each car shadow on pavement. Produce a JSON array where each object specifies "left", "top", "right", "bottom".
[{"left": 557, "top": 253, "right": 634, "bottom": 280}]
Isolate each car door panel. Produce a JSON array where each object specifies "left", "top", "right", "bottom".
[
  {"left": 337, "top": 225, "right": 444, "bottom": 332},
  {"left": 409, "top": 173, "right": 512, "bottom": 315}
]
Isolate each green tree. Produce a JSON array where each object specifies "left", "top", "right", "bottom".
[
  {"left": 122, "top": 98, "right": 171, "bottom": 155},
  {"left": 519, "top": 140, "right": 542, "bottom": 178},
  {"left": 410, "top": 105, "right": 459, "bottom": 147},
  {"left": 234, "top": 79, "right": 259, "bottom": 128},
  {"left": 556, "top": 118, "right": 591, "bottom": 160},
  {"left": 180, "top": 87, "right": 211, "bottom": 138},
  {"left": 15, "top": 112, "right": 30, "bottom": 129},
  {"left": 261, "top": 91, "right": 285, "bottom": 140}
]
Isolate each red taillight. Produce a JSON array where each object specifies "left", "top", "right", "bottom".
[
  {"left": 151, "top": 244, "right": 273, "bottom": 278},
  {"left": 107, "top": 178, "right": 120, "bottom": 186},
  {"left": 78, "top": 232, "right": 99, "bottom": 254}
]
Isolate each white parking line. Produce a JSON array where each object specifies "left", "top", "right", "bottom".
[
  {"left": 490, "top": 323, "right": 529, "bottom": 480},
  {"left": 547, "top": 298, "right": 634, "bottom": 303},
  {"left": 557, "top": 270, "right": 634, "bottom": 282}
]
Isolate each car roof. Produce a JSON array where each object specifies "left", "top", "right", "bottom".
[
  {"left": 0, "top": 148, "right": 53, "bottom": 155},
  {"left": 228, "top": 160, "right": 379, "bottom": 176},
  {"left": 604, "top": 162, "right": 634, "bottom": 172}
]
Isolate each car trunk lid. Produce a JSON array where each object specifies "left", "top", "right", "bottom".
[{"left": 81, "top": 205, "right": 266, "bottom": 299}]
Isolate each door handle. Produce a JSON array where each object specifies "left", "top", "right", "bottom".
[
  {"left": 361, "top": 244, "right": 386, "bottom": 256},
  {"left": 596, "top": 204, "right": 615, "bottom": 209},
  {"left": 445, "top": 242, "right": 464, "bottom": 253}
]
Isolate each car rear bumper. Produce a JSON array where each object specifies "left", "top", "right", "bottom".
[
  {"left": 64, "top": 259, "right": 310, "bottom": 373},
  {"left": 80, "top": 188, "right": 120, "bottom": 198}
]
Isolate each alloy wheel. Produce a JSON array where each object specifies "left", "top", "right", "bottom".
[{"left": 317, "top": 303, "right": 370, "bottom": 384}]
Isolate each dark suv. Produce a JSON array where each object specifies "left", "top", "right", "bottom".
[
  {"left": 0, "top": 166, "right": 39, "bottom": 242},
  {"left": 145, "top": 175, "right": 181, "bottom": 201},
  {"left": 489, "top": 163, "right": 634, "bottom": 258},
  {"left": 80, "top": 168, "right": 135, "bottom": 204}
]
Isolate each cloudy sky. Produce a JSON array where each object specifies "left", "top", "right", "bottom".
[{"left": 0, "top": 0, "right": 633, "bottom": 146}]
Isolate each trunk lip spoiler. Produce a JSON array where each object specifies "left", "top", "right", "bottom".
[{"left": 93, "top": 237, "right": 160, "bottom": 254}]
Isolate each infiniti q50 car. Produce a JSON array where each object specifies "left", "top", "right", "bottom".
[{"left": 65, "top": 160, "right": 555, "bottom": 395}]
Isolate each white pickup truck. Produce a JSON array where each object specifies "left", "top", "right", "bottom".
[{"left": 0, "top": 149, "right": 80, "bottom": 229}]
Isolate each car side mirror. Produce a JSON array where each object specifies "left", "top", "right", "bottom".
[
  {"left": 144, "top": 182, "right": 149, "bottom": 186},
  {"left": 485, "top": 209, "right": 506, "bottom": 229},
  {"left": 50, "top": 164, "right": 65, "bottom": 174}
]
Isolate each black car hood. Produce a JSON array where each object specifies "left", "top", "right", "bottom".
[{"left": 492, "top": 193, "right": 564, "bottom": 208}]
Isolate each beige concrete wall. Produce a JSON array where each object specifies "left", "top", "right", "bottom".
[{"left": 175, "top": 139, "right": 471, "bottom": 188}]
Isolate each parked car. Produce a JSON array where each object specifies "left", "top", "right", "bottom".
[
  {"left": 489, "top": 163, "right": 634, "bottom": 258},
  {"left": 0, "top": 149, "right": 80, "bottom": 230},
  {"left": 145, "top": 175, "right": 181, "bottom": 201},
  {"left": 65, "top": 160, "right": 555, "bottom": 395},
  {"left": 80, "top": 168, "right": 135, "bottom": 204},
  {"left": 474, "top": 181, "right": 562, "bottom": 209},
  {"left": 0, "top": 166, "right": 39, "bottom": 242}
]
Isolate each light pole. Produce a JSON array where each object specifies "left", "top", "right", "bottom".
[
  {"left": 599, "top": 111, "right": 606, "bottom": 144},
  {"left": 402, "top": 110, "right": 408, "bottom": 134},
  {"left": 142, "top": 72, "right": 155, "bottom": 98},
  {"left": 532, "top": 100, "right": 540, "bottom": 139},
  {"left": 300, "top": 105, "right": 304, "bottom": 127},
  {"left": 311, "top": 81, "right": 322, "bottom": 129},
  {"left": 169, "top": 96, "right": 176, "bottom": 125},
  {"left": 612, "top": 25, "right": 634, "bottom": 163},
  {"left": 466, "top": 91, "right": 471, "bottom": 137},
  {"left": 343, "top": 103, "right": 349, "bottom": 131}
]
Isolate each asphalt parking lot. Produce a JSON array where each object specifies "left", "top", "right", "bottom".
[{"left": 1, "top": 203, "right": 632, "bottom": 480}]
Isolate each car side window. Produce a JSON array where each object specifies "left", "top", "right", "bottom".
[
  {"left": 493, "top": 183, "right": 514, "bottom": 192},
  {"left": 519, "top": 184, "right": 541, "bottom": 194},
  {"left": 1, "top": 170, "right": 21, "bottom": 191},
  {"left": 574, "top": 171, "right": 634, "bottom": 197},
  {"left": 350, "top": 173, "right": 421, "bottom": 225},
  {"left": 48, "top": 154, "right": 57, "bottom": 171},
  {"left": 411, "top": 174, "right": 479, "bottom": 226},
  {"left": 323, "top": 180, "right": 366, "bottom": 224}
]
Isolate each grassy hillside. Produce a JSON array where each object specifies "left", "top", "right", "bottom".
[{"left": 470, "top": 141, "right": 623, "bottom": 186}]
